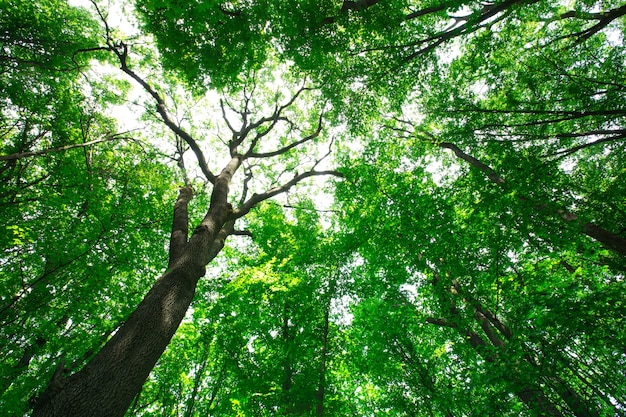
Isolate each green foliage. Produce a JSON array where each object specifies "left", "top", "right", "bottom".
[{"left": 3, "top": 0, "right": 626, "bottom": 416}]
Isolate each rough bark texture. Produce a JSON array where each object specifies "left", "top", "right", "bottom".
[
  {"left": 32, "top": 266, "right": 201, "bottom": 417},
  {"left": 32, "top": 177, "right": 234, "bottom": 417}
]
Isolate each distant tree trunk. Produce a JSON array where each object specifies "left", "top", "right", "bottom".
[
  {"left": 281, "top": 301, "right": 293, "bottom": 412},
  {"left": 32, "top": 160, "right": 239, "bottom": 417},
  {"left": 183, "top": 348, "right": 209, "bottom": 417},
  {"left": 439, "top": 142, "right": 626, "bottom": 257},
  {"left": 316, "top": 307, "right": 330, "bottom": 417},
  {"left": 426, "top": 274, "right": 602, "bottom": 417}
]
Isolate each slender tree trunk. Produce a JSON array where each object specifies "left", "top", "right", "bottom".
[
  {"left": 316, "top": 308, "right": 330, "bottom": 417},
  {"left": 428, "top": 274, "right": 565, "bottom": 416},
  {"left": 281, "top": 301, "right": 293, "bottom": 413},
  {"left": 436, "top": 276, "right": 604, "bottom": 417},
  {"left": 439, "top": 142, "right": 626, "bottom": 257},
  {"left": 183, "top": 348, "right": 209, "bottom": 417}
]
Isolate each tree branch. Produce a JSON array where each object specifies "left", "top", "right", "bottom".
[
  {"left": 247, "top": 112, "right": 323, "bottom": 158},
  {"left": 439, "top": 142, "right": 506, "bottom": 185},
  {"left": 168, "top": 186, "right": 194, "bottom": 269},
  {"left": 0, "top": 135, "right": 128, "bottom": 161},
  {"left": 231, "top": 170, "right": 344, "bottom": 220},
  {"left": 558, "top": 4, "right": 626, "bottom": 42},
  {"left": 429, "top": 135, "right": 626, "bottom": 256},
  {"left": 548, "top": 132, "right": 626, "bottom": 159},
  {"left": 238, "top": 85, "right": 312, "bottom": 157},
  {"left": 110, "top": 42, "right": 216, "bottom": 184}
]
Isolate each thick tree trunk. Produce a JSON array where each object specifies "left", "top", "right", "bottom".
[
  {"left": 32, "top": 159, "right": 239, "bottom": 417},
  {"left": 31, "top": 263, "right": 203, "bottom": 417}
]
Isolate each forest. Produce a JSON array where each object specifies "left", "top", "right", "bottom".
[{"left": 1, "top": 0, "right": 625, "bottom": 416}]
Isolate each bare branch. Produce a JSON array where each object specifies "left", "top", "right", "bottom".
[
  {"left": 400, "top": 0, "right": 535, "bottom": 63},
  {"left": 231, "top": 170, "right": 344, "bottom": 220},
  {"left": 220, "top": 98, "right": 239, "bottom": 136},
  {"left": 242, "top": 115, "right": 289, "bottom": 157},
  {"left": 223, "top": 84, "right": 313, "bottom": 158},
  {"left": 247, "top": 112, "right": 324, "bottom": 158},
  {"left": 548, "top": 132, "right": 626, "bottom": 159},
  {"left": 556, "top": 4, "right": 626, "bottom": 43},
  {"left": 312, "top": 134, "right": 336, "bottom": 171},
  {"left": 0, "top": 134, "right": 130, "bottom": 161},
  {"left": 425, "top": 317, "right": 455, "bottom": 327},
  {"left": 439, "top": 142, "right": 506, "bottom": 185},
  {"left": 109, "top": 41, "right": 217, "bottom": 184},
  {"left": 404, "top": 3, "right": 451, "bottom": 21},
  {"left": 282, "top": 204, "right": 340, "bottom": 214}
]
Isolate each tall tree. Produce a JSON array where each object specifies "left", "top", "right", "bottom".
[
  {"left": 2, "top": 0, "right": 625, "bottom": 416},
  {"left": 3, "top": 2, "right": 340, "bottom": 416}
]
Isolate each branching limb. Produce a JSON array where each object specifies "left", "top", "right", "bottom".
[
  {"left": 439, "top": 142, "right": 506, "bottom": 185},
  {"left": 101, "top": 35, "right": 216, "bottom": 183},
  {"left": 312, "top": 134, "right": 336, "bottom": 170},
  {"left": 231, "top": 170, "right": 344, "bottom": 220},
  {"left": 247, "top": 112, "right": 324, "bottom": 158},
  {"left": 398, "top": 119, "right": 626, "bottom": 257},
  {"left": 220, "top": 98, "right": 240, "bottom": 136},
  {"left": 0, "top": 134, "right": 131, "bottom": 161},
  {"left": 548, "top": 131, "right": 626, "bottom": 159},
  {"left": 231, "top": 84, "right": 312, "bottom": 156},
  {"left": 556, "top": 4, "right": 626, "bottom": 42},
  {"left": 440, "top": 141, "right": 626, "bottom": 255},
  {"left": 174, "top": 137, "right": 191, "bottom": 186},
  {"left": 401, "top": 0, "right": 535, "bottom": 63}
]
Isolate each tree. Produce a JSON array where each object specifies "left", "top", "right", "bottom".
[
  {"left": 3, "top": 2, "right": 339, "bottom": 416},
  {"left": 2, "top": 0, "right": 625, "bottom": 416},
  {"left": 333, "top": 111, "right": 625, "bottom": 415},
  {"left": 30, "top": 65, "right": 339, "bottom": 417}
]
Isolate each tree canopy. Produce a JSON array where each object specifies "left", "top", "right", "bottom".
[{"left": 1, "top": 0, "right": 625, "bottom": 416}]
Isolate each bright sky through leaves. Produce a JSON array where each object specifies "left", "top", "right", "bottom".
[{"left": 1, "top": 1, "right": 625, "bottom": 416}]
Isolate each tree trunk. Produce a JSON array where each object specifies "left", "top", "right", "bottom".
[
  {"left": 32, "top": 162, "right": 238, "bottom": 417},
  {"left": 31, "top": 263, "right": 203, "bottom": 416},
  {"left": 316, "top": 308, "right": 330, "bottom": 417},
  {"left": 281, "top": 301, "right": 293, "bottom": 412},
  {"left": 428, "top": 275, "right": 565, "bottom": 416},
  {"left": 439, "top": 142, "right": 626, "bottom": 257}
]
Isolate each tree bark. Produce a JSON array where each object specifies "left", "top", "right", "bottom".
[{"left": 32, "top": 172, "right": 236, "bottom": 417}]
